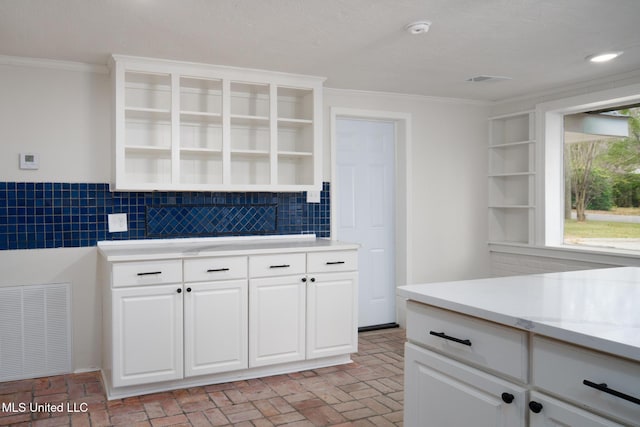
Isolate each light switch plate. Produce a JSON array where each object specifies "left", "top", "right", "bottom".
[
  {"left": 306, "top": 190, "right": 321, "bottom": 203},
  {"left": 108, "top": 213, "right": 128, "bottom": 233}
]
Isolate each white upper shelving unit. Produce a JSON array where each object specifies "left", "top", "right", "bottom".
[{"left": 110, "top": 55, "right": 325, "bottom": 192}]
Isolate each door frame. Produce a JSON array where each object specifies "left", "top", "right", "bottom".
[{"left": 330, "top": 108, "right": 413, "bottom": 305}]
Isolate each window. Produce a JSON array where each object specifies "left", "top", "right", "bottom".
[
  {"left": 563, "top": 107, "right": 640, "bottom": 251},
  {"left": 539, "top": 83, "right": 640, "bottom": 254}
]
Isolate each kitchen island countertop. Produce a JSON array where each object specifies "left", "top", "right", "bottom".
[{"left": 398, "top": 267, "right": 640, "bottom": 362}]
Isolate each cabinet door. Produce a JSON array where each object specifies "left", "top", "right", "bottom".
[
  {"left": 112, "top": 284, "right": 183, "bottom": 387},
  {"left": 184, "top": 279, "right": 248, "bottom": 377},
  {"left": 529, "top": 392, "right": 624, "bottom": 427},
  {"left": 307, "top": 272, "right": 358, "bottom": 359},
  {"left": 404, "top": 343, "right": 526, "bottom": 427},
  {"left": 249, "top": 275, "right": 306, "bottom": 367}
]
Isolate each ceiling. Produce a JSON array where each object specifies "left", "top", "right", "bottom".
[{"left": 1, "top": 0, "right": 640, "bottom": 102}]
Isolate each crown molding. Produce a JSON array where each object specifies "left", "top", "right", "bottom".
[{"left": 0, "top": 55, "right": 108, "bottom": 74}]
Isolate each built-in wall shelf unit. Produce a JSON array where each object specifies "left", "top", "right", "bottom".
[
  {"left": 488, "top": 111, "right": 536, "bottom": 245},
  {"left": 110, "top": 55, "right": 324, "bottom": 192}
]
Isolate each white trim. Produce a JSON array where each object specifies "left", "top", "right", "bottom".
[
  {"left": 330, "top": 107, "right": 413, "bottom": 286},
  {"left": 97, "top": 234, "right": 317, "bottom": 248},
  {"left": 324, "top": 87, "right": 490, "bottom": 107},
  {"left": 489, "top": 243, "right": 640, "bottom": 267},
  {"left": 0, "top": 54, "right": 109, "bottom": 74}
]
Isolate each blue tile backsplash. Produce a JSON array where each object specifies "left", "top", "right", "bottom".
[{"left": 0, "top": 182, "right": 330, "bottom": 250}]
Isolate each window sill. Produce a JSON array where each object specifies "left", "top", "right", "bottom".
[{"left": 488, "top": 242, "right": 640, "bottom": 267}]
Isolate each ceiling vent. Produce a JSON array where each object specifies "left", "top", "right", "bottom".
[{"left": 466, "top": 75, "right": 512, "bottom": 83}]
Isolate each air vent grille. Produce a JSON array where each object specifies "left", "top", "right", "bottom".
[{"left": 466, "top": 75, "right": 512, "bottom": 83}]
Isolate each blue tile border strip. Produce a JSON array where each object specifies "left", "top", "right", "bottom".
[{"left": 0, "top": 182, "right": 330, "bottom": 250}]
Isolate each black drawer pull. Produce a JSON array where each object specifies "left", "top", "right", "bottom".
[
  {"left": 429, "top": 331, "right": 472, "bottom": 346},
  {"left": 326, "top": 261, "right": 345, "bottom": 265},
  {"left": 269, "top": 264, "right": 290, "bottom": 269},
  {"left": 137, "top": 271, "right": 162, "bottom": 276},
  {"left": 583, "top": 380, "right": 640, "bottom": 405},
  {"left": 207, "top": 268, "right": 230, "bottom": 272}
]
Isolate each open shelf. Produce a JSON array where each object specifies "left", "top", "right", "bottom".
[
  {"left": 113, "top": 55, "right": 323, "bottom": 191},
  {"left": 488, "top": 111, "right": 536, "bottom": 245}
]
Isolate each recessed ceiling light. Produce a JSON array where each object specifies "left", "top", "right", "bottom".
[
  {"left": 405, "top": 21, "right": 431, "bottom": 35},
  {"left": 586, "top": 51, "right": 623, "bottom": 63}
]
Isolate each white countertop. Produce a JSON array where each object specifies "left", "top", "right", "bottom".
[
  {"left": 98, "top": 234, "right": 359, "bottom": 262},
  {"left": 398, "top": 267, "right": 640, "bottom": 362}
]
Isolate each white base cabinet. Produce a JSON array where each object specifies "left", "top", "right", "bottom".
[
  {"left": 404, "top": 301, "right": 639, "bottom": 427},
  {"left": 405, "top": 343, "right": 526, "bottom": 427},
  {"left": 307, "top": 272, "right": 358, "bottom": 359},
  {"left": 249, "top": 275, "right": 307, "bottom": 367},
  {"left": 100, "top": 239, "right": 358, "bottom": 400},
  {"left": 184, "top": 279, "right": 248, "bottom": 377},
  {"left": 112, "top": 284, "right": 184, "bottom": 387}
]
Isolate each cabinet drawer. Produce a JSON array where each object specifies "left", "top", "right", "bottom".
[
  {"left": 184, "top": 256, "right": 247, "bottom": 282},
  {"left": 528, "top": 391, "right": 625, "bottom": 427},
  {"left": 532, "top": 336, "right": 640, "bottom": 425},
  {"left": 112, "top": 260, "right": 182, "bottom": 287},
  {"left": 249, "top": 253, "right": 306, "bottom": 278},
  {"left": 406, "top": 301, "right": 528, "bottom": 381},
  {"left": 307, "top": 250, "right": 357, "bottom": 273}
]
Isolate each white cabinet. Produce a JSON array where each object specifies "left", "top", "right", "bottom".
[
  {"left": 488, "top": 111, "right": 536, "bottom": 244},
  {"left": 100, "top": 239, "right": 359, "bottom": 400},
  {"left": 112, "top": 284, "right": 184, "bottom": 387},
  {"left": 184, "top": 256, "right": 248, "bottom": 377},
  {"left": 249, "top": 275, "right": 306, "bottom": 367},
  {"left": 306, "top": 270, "right": 358, "bottom": 359},
  {"left": 404, "top": 343, "right": 526, "bottom": 427},
  {"left": 248, "top": 250, "right": 359, "bottom": 366},
  {"left": 404, "top": 301, "right": 639, "bottom": 427},
  {"left": 110, "top": 55, "right": 324, "bottom": 192}
]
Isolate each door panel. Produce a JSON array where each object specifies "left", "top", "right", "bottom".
[{"left": 336, "top": 118, "right": 395, "bottom": 327}]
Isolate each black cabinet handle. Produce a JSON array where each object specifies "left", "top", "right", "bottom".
[
  {"left": 137, "top": 271, "right": 162, "bottom": 276},
  {"left": 429, "top": 331, "right": 472, "bottom": 346},
  {"left": 310, "top": 277, "right": 316, "bottom": 282},
  {"left": 326, "top": 261, "right": 345, "bottom": 265},
  {"left": 501, "top": 393, "right": 514, "bottom": 404},
  {"left": 583, "top": 380, "right": 640, "bottom": 405},
  {"left": 528, "top": 401, "right": 543, "bottom": 413},
  {"left": 176, "top": 288, "right": 182, "bottom": 294},
  {"left": 207, "top": 268, "right": 230, "bottom": 273},
  {"left": 269, "top": 264, "right": 290, "bottom": 269},
  {"left": 301, "top": 277, "right": 307, "bottom": 283},
  {"left": 186, "top": 287, "right": 192, "bottom": 293}
]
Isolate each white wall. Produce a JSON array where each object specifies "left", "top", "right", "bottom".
[
  {"left": 0, "top": 59, "right": 491, "bottom": 372},
  {"left": 0, "top": 61, "right": 111, "bottom": 182},
  {"left": 0, "top": 62, "right": 111, "bottom": 372}
]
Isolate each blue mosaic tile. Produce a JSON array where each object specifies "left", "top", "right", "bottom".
[{"left": 0, "top": 182, "right": 330, "bottom": 250}]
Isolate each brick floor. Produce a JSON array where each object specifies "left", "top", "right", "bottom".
[{"left": 0, "top": 329, "right": 405, "bottom": 426}]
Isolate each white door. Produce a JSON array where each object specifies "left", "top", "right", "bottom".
[
  {"left": 404, "top": 343, "right": 526, "bottom": 427},
  {"left": 336, "top": 118, "right": 395, "bottom": 328},
  {"left": 249, "top": 275, "right": 306, "bottom": 367},
  {"left": 184, "top": 279, "right": 248, "bottom": 377},
  {"left": 306, "top": 271, "right": 358, "bottom": 359},
  {"left": 112, "top": 284, "right": 183, "bottom": 387}
]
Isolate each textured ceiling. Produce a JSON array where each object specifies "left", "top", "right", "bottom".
[{"left": 1, "top": 0, "right": 639, "bottom": 101}]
